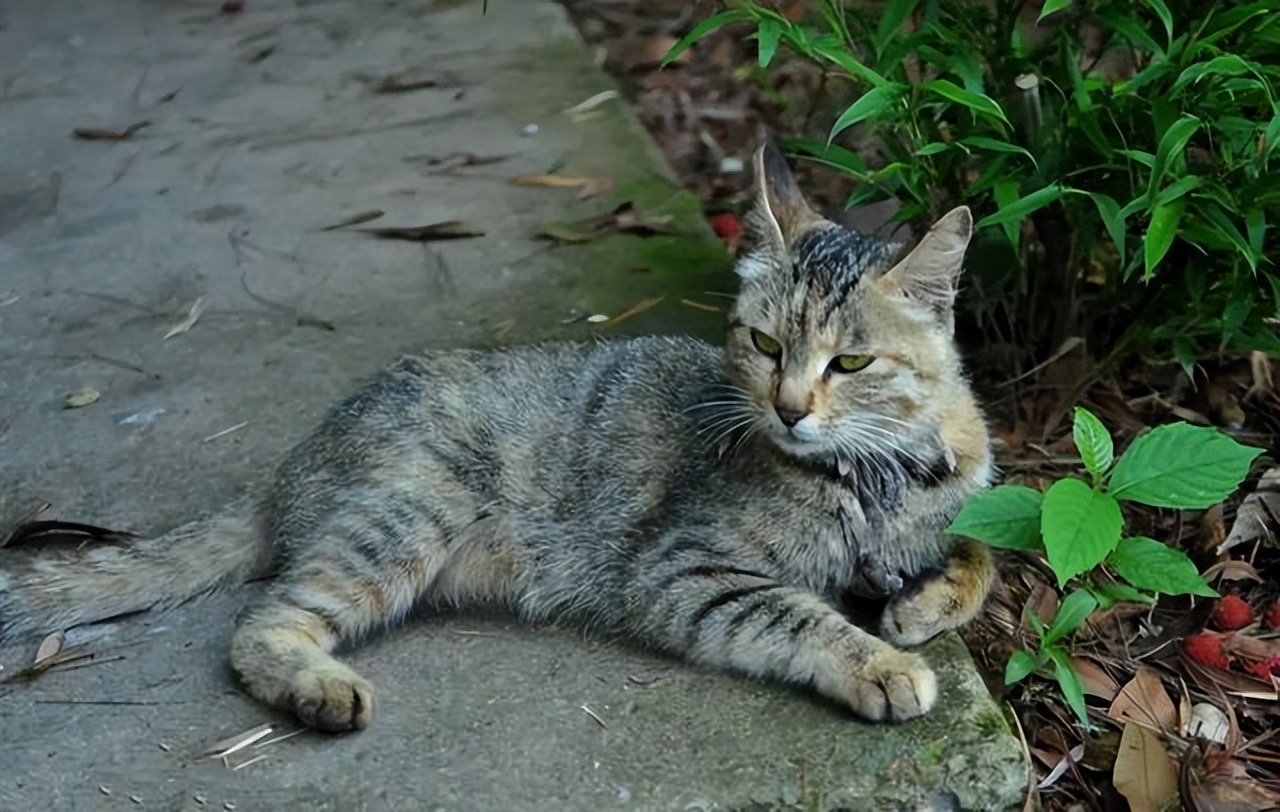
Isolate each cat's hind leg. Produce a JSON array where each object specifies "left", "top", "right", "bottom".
[{"left": 230, "top": 494, "right": 457, "bottom": 732}]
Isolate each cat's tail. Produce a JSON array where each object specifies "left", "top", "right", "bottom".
[{"left": 0, "top": 505, "right": 272, "bottom": 642}]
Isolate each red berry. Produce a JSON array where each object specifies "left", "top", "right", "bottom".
[
  {"left": 709, "top": 213, "right": 742, "bottom": 242},
  {"left": 1184, "top": 632, "right": 1231, "bottom": 670},
  {"left": 1211, "top": 594, "right": 1256, "bottom": 631},
  {"left": 1264, "top": 597, "right": 1280, "bottom": 631}
]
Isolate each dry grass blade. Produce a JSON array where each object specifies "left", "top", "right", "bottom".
[
  {"left": 580, "top": 704, "right": 608, "bottom": 729},
  {"left": 202, "top": 723, "right": 273, "bottom": 759},
  {"left": 73, "top": 121, "right": 151, "bottom": 141},
  {"left": 163, "top": 297, "right": 207, "bottom": 340},
  {"left": 603, "top": 296, "right": 663, "bottom": 326},
  {"left": 509, "top": 174, "right": 592, "bottom": 188},
  {"left": 680, "top": 298, "right": 721, "bottom": 312},
  {"left": 358, "top": 221, "right": 484, "bottom": 242},
  {"left": 202, "top": 421, "right": 249, "bottom": 443}
]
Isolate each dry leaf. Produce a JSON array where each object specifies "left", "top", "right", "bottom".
[
  {"left": 1244, "top": 350, "right": 1274, "bottom": 401},
  {"left": 1203, "top": 559, "right": 1264, "bottom": 584},
  {"left": 65, "top": 387, "right": 100, "bottom": 409},
  {"left": 203, "top": 723, "right": 273, "bottom": 758},
  {"left": 1112, "top": 722, "right": 1178, "bottom": 812},
  {"left": 509, "top": 174, "right": 592, "bottom": 188},
  {"left": 34, "top": 632, "right": 64, "bottom": 666},
  {"left": 1219, "top": 467, "right": 1279, "bottom": 554},
  {"left": 1189, "top": 773, "right": 1280, "bottom": 812},
  {"left": 358, "top": 221, "right": 484, "bottom": 242},
  {"left": 73, "top": 121, "right": 151, "bottom": 141},
  {"left": 317, "top": 209, "right": 384, "bottom": 232},
  {"left": 1072, "top": 656, "right": 1120, "bottom": 700},
  {"left": 163, "top": 297, "right": 207, "bottom": 340},
  {"left": 1108, "top": 668, "right": 1178, "bottom": 731},
  {"left": 576, "top": 176, "right": 614, "bottom": 200}
]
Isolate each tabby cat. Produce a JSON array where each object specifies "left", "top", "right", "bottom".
[{"left": 0, "top": 142, "right": 994, "bottom": 732}]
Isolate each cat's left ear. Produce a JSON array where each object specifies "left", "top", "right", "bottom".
[{"left": 879, "top": 206, "right": 972, "bottom": 329}]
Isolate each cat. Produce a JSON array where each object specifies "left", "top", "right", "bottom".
[{"left": 0, "top": 141, "right": 995, "bottom": 733}]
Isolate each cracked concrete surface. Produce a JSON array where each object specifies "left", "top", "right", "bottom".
[{"left": 0, "top": 1, "right": 1026, "bottom": 809}]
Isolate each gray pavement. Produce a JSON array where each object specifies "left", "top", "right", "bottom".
[{"left": 0, "top": 1, "right": 1027, "bottom": 809}]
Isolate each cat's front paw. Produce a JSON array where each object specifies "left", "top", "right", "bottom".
[
  {"left": 842, "top": 649, "right": 937, "bottom": 722},
  {"left": 288, "top": 663, "right": 375, "bottom": 732},
  {"left": 880, "top": 575, "right": 964, "bottom": 647}
]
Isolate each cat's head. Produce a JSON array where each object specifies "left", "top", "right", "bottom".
[{"left": 723, "top": 141, "right": 972, "bottom": 465}]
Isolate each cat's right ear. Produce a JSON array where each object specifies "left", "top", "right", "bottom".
[{"left": 738, "top": 140, "right": 816, "bottom": 280}]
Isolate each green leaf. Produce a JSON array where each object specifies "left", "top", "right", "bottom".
[
  {"left": 1172, "top": 54, "right": 1254, "bottom": 94},
  {"left": 1148, "top": 116, "right": 1201, "bottom": 196},
  {"left": 1038, "top": 0, "right": 1074, "bottom": 22},
  {"left": 1084, "top": 192, "right": 1126, "bottom": 257},
  {"left": 1047, "top": 646, "right": 1091, "bottom": 726},
  {"left": 663, "top": 10, "right": 750, "bottom": 66},
  {"left": 874, "top": 0, "right": 919, "bottom": 57},
  {"left": 811, "top": 41, "right": 890, "bottom": 88},
  {"left": 1041, "top": 478, "right": 1123, "bottom": 587},
  {"left": 976, "top": 183, "right": 1064, "bottom": 230},
  {"left": 1147, "top": 0, "right": 1174, "bottom": 48},
  {"left": 961, "top": 136, "right": 1038, "bottom": 167},
  {"left": 1109, "top": 536, "right": 1219, "bottom": 597},
  {"left": 1143, "top": 199, "right": 1184, "bottom": 279},
  {"left": 915, "top": 142, "right": 953, "bottom": 157},
  {"left": 1246, "top": 208, "right": 1266, "bottom": 256},
  {"left": 830, "top": 84, "right": 905, "bottom": 140},
  {"left": 1089, "top": 582, "right": 1155, "bottom": 609},
  {"left": 1109, "top": 423, "right": 1264, "bottom": 508},
  {"left": 1005, "top": 649, "right": 1040, "bottom": 685},
  {"left": 756, "top": 18, "right": 783, "bottom": 68},
  {"left": 1042, "top": 589, "right": 1099, "bottom": 646},
  {"left": 1198, "top": 201, "right": 1260, "bottom": 272},
  {"left": 1072, "top": 407, "right": 1114, "bottom": 480},
  {"left": 947, "top": 485, "right": 1045, "bottom": 550},
  {"left": 992, "top": 178, "right": 1021, "bottom": 249},
  {"left": 924, "top": 79, "right": 1011, "bottom": 126},
  {"left": 1172, "top": 336, "right": 1197, "bottom": 381}
]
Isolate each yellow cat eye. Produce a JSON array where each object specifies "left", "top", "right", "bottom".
[
  {"left": 830, "top": 354, "right": 876, "bottom": 374},
  {"left": 750, "top": 329, "right": 783, "bottom": 360}
]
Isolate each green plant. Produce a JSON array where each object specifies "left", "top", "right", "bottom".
[
  {"left": 668, "top": 0, "right": 1280, "bottom": 373},
  {"left": 946, "top": 407, "right": 1262, "bottom": 724}
]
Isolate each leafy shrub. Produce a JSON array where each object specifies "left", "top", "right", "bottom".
[
  {"left": 669, "top": 0, "right": 1279, "bottom": 372},
  {"left": 946, "top": 407, "right": 1262, "bottom": 723}
]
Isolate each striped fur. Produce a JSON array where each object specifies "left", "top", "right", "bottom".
[{"left": 0, "top": 143, "right": 993, "bottom": 731}]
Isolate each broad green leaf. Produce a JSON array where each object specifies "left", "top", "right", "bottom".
[
  {"left": 1072, "top": 407, "right": 1114, "bottom": 480},
  {"left": 976, "top": 183, "right": 1064, "bottom": 229},
  {"left": 1038, "top": 0, "right": 1074, "bottom": 22},
  {"left": 1048, "top": 646, "right": 1091, "bottom": 726},
  {"left": 1109, "top": 423, "right": 1264, "bottom": 508},
  {"left": 1117, "top": 149, "right": 1156, "bottom": 169},
  {"left": 1005, "top": 649, "right": 1040, "bottom": 685},
  {"left": 1041, "top": 478, "right": 1123, "bottom": 586},
  {"left": 924, "top": 79, "right": 1011, "bottom": 126},
  {"left": 830, "top": 84, "right": 905, "bottom": 140},
  {"left": 756, "top": 18, "right": 783, "bottom": 68},
  {"left": 947, "top": 485, "right": 1044, "bottom": 550},
  {"left": 1143, "top": 199, "right": 1184, "bottom": 279},
  {"left": 1043, "top": 589, "right": 1099, "bottom": 646},
  {"left": 961, "top": 136, "right": 1037, "bottom": 167},
  {"left": 1148, "top": 116, "right": 1201, "bottom": 196},
  {"left": 663, "top": 11, "right": 750, "bottom": 66},
  {"left": 1172, "top": 54, "right": 1253, "bottom": 94},
  {"left": 1109, "top": 536, "right": 1218, "bottom": 597},
  {"left": 1147, "top": 0, "right": 1174, "bottom": 48},
  {"left": 1084, "top": 191, "right": 1126, "bottom": 256},
  {"left": 1152, "top": 174, "right": 1201, "bottom": 208}
]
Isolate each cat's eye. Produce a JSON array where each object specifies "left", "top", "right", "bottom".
[
  {"left": 830, "top": 354, "right": 876, "bottom": 374},
  {"left": 750, "top": 329, "right": 783, "bottom": 360}
]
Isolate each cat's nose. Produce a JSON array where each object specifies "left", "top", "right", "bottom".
[{"left": 774, "top": 404, "right": 809, "bottom": 428}]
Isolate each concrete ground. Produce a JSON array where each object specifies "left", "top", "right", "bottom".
[{"left": 0, "top": 1, "right": 1027, "bottom": 810}]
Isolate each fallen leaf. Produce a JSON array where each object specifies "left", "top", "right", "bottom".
[
  {"left": 1203, "top": 559, "right": 1264, "bottom": 584},
  {"left": 358, "top": 221, "right": 484, "bottom": 242},
  {"left": 612, "top": 203, "right": 674, "bottom": 236},
  {"left": 1108, "top": 668, "right": 1178, "bottom": 731},
  {"left": 1072, "top": 656, "right": 1120, "bottom": 700},
  {"left": 73, "top": 121, "right": 151, "bottom": 142},
  {"left": 576, "top": 176, "right": 614, "bottom": 200},
  {"left": 509, "top": 174, "right": 593, "bottom": 188},
  {"left": 65, "top": 387, "right": 100, "bottom": 409},
  {"left": 1112, "top": 722, "right": 1178, "bottom": 812},
  {"left": 680, "top": 298, "right": 721, "bottom": 313},
  {"left": 1219, "top": 467, "right": 1279, "bottom": 554},
  {"left": 34, "top": 632, "right": 64, "bottom": 666},
  {"left": 163, "top": 297, "right": 207, "bottom": 340},
  {"left": 1189, "top": 773, "right": 1280, "bottom": 812},
  {"left": 374, "top": 70, "right": 450, "bottom": 93},
  {"left": 317, "top": 209, "right": 384, "bottom": 232}
]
